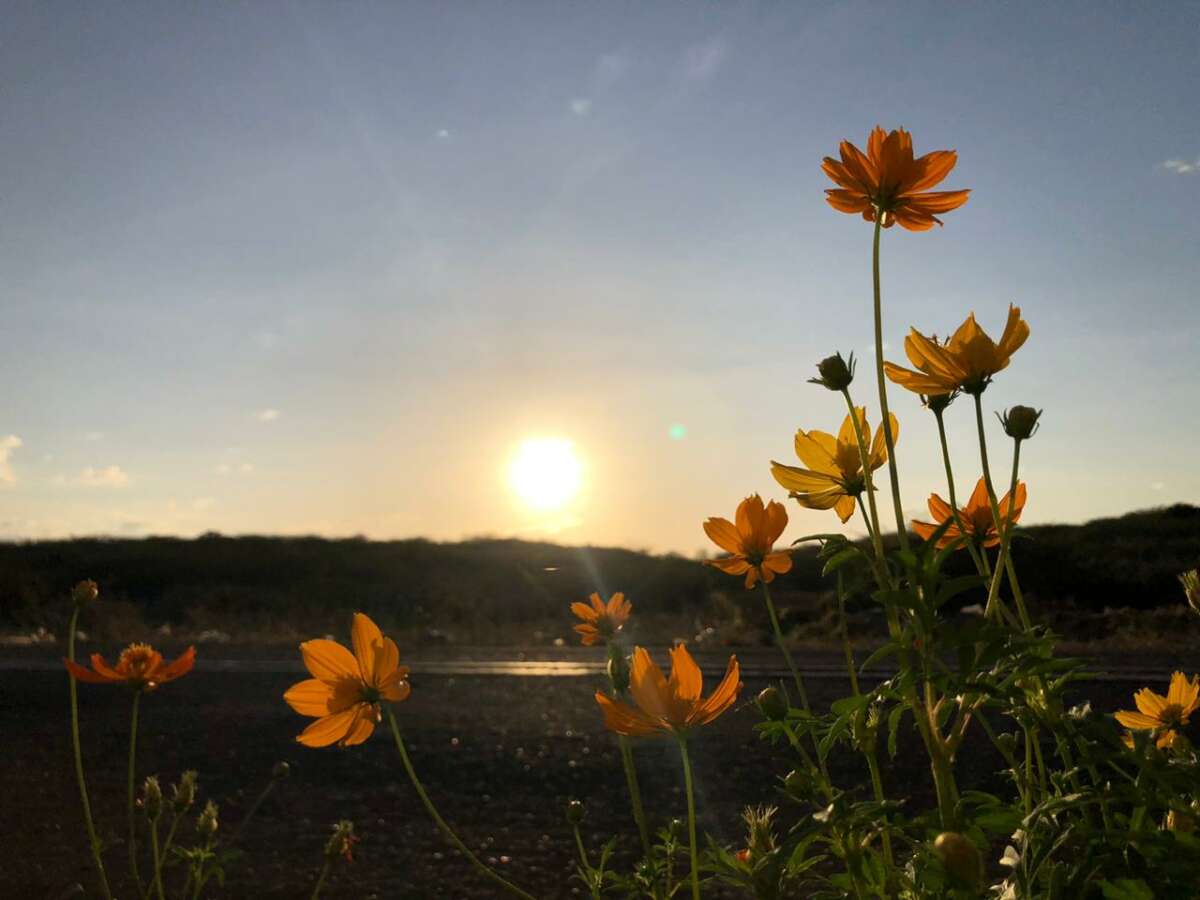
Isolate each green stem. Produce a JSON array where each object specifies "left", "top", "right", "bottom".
[
  {"left": 148, "top": 815, "right": 166, "bottom": 900},
  {"left": 677, "top": 738, "right": 701, "bottom": 900},
  {"left": 310, "top": 860, "right": 331, "bottom": 900},
  {"left": 1024, "top": 728, "right": 1035, "bottom": 813},
  {"left": 864, "top": 750, "right": 895, "bottom": 870},
  {"left": 840, "top": 387, "right": 887, "bottom": 572},
  {"left": 1002, "top": 440, "right": 1032, "bottom": 629},
  {"left": 974, "top": 394, "right": 1016, "bottom": 623},
  {"left": 974, "top": 709, "right": 1029, "bottom": 811},
  {"left": 574, "top": 824, "right": 603, "bottom": 900},
  {"left": 386, "top": 709, "right": 539, "bottom": 900},
  {"left": 933, "top": 408, "right": 988, "bottom": 576},
  {"left": 870, "top": 213, "right": 908, "bottom": 549},
  {"left": 144, "top": 814, "right": 181, "bottom": 900},
  {"left": 67, "top": 605, "right": 114, "bottom": 900},
  {"left": 617, "top": 735, "right": 653, "bottom": 862},
  {"left": 835, "top": 572, "right": 860, "bottom": 697},
  {"left": 128, "top": 690, "right": 144, "bottom": 894},
  {"left": 229, "top": 772, "right": 281, "bottom": 847}
]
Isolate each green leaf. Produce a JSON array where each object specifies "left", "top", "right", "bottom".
[
  {"left": 886, "top": 704, "right": 906, "bottom": 759},
  {"left": 1098, "top": 879, "right": 1155, "bottom": 900},
  {"left": 821, "top": 546, "right": 865, "bottom": 577}
]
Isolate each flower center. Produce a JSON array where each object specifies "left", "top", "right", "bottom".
[
  {"left": 1160, "top": 704, "right": 1186, "bottom": 728},
  {"left": 118, "top": 643, "right": 157, "bottom": 678},
  {"left": 360, "top": 685, "right": 382, "bottom": 704}
]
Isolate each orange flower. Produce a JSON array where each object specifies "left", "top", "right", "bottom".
[
  {"left": 284, "top": 613, "right": 411, "bottom": 748},
  {"left": 884, "top": 305, "right": 1030, "bottom": 396},
  {"left": 1115, "top": 672, "right": 1200, "bottom": 749},
  {"left": 770, "top": 408, "right": 898, "bottom": 523},
  {"left": 595, "top": 644, "right": 741, "bottom": 738},
  {"left": 703, "top": 495, "right": 793, "bottom": 588},
  {"left": 571, "top": 592, "right": 632, "bottom": 646},
  {"left": 822, "top": 126, "right": 969, "bottom": 231},
  {"left": 912, "top": 478, "right": 1027, "bottom": 550},
  {"left": 64, "top": 643, "right": 195, "bottom": 691}
]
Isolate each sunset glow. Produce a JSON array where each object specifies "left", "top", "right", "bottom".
[{"left": 508, "top": 438, "right": 583, "bottom": 511}]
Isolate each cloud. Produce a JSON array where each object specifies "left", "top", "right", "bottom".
[
  {"left": 1162, "top": 158, "right": 1200, "bottom": 175},
  {"left": 77, "top": 465, "right": 130, "bottom": 488},
  {"left": 0, "top": 435, "right": 22, "bottom": 486},
  {"left": 436, "top": 128, "right": 451, "bottom": 140},
  {"left": 256, "top": 408, "right": 281, "bottom": 422},
  {"left": 683, "top": 38, "right": 727, "bottom": 81},
  {"left": 570, "top": 98, "right": 592, "bottom": 117}
]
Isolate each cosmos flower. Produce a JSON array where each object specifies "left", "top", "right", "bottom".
[
  {"left": 770, "top": 408, "right": 898, "bottom": 523},
  {"left": 64, "top": 643, "right": 195, "bottom": 691},
  {"left": 884, "top": 306, "right": 1030, "bottom": 396},
  {"left": 595, "top": 644, "right": 741, "bottom": 738},
  {"left": 284, "top": 613, "right": 410, "bottom": 748},
  {"left": 821, "top": 126, "right": 969, "bottom": 231},
  {"left": 571, "top": 592, "right": 632, "bottom": 646},
  {"left": 703, "top": 495, "right": 793, "bottom": 588},
  {"left": 1115, "top": 672, "right": 1200, "bottom": 749},
  {"left": 912, "top": 478, "right": 1027, "bottom": 550}
]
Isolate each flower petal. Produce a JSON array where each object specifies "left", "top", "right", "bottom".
[
  {"left": 1115, "top": 710, "right": 1161, "bottom": 730},
  {"left": 351, "top": 613, "right": 385, "bottom": 683},
  {"left": 339, "top": 704, "right": 380, "bottom": 747},
  {"left": 300, "top": 639, "right": 359, "bottom": 683},
  {"left": 595, "top": 691, "right": 664, "bottom": 737},
  {"left": 629, "top": 647, "right": 672, "bottom": 722},
  {"left": 296, "top": 706, "right": 361, "bottom": 748},
  {"left": 284, "top": 678, "right": 355, "bottom": 717},
  {"left": 692, "top": 656, "right": 741, "bottom": 726},
  {"left": 770, "top": 462, "right": 838, "bottom": 494},
  {"left": 702, "top": 517, "right": 743, "bottom": 555},
  {"left": 668, "top": 644, "right": 703, "bottom": 707},
  {"left": 64, "top": 657, "right": 115, "bottom": 683},
  {"left": 1134, "top": 688, "right": 1167, "bottom": 718},
  {"left": 157, "top": 646, "right": 196, "bottom": 684},
  {"left": 571, "top": 601, "right": 599, "bottom": 623}
]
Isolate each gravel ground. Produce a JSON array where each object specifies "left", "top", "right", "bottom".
[{"left": 0, "top": 654, "right": 1179, "bottom": 899}]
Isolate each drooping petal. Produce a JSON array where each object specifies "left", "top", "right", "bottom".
[
  {"left": 296, "top": 707, "right": 361, "bottom": 748},
  {"left": 794, "top": 486, "right": 849, "bottom": 511},
  {"left": 64, "top": 657, "right": 115, "bottom": 683},
  {"left": 300, "top": 639, "right": 359, "bottom": 683},
  {"left": 595, "top": 691, "right": 664, "bottom": 737},
  {"left": 762, "top": 551, "right": 792, "bottom": 575},
  {"left": 825, "top": 189, "right": 872, "bottom": 213},
  {"left": 833, "top": 494, "right": 857, "bottom": 523},
  {"left": 706, "top": 557, "right": 752, "bottom": 577},
  {"left": 883, "top": 362, "right": 955, "bottom": 395},
  {"left": 574, "top": 623, "right": 600, "bottom": 644},
  {"left": 379, "top": 678, "right": 411, "bottom": 703}
]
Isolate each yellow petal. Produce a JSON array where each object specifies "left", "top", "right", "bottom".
[
  {"left": 869, "top": 414, "right": 899, "bottom": 470},
  {"left": 1167, "top": 672, "right": 1200, "bottom": 713},
  {"left": 1134, "top": 688, "right": 1167, "bottom": 719},
  {"left": 793, "top": 430, "right": 841, "bottom": 475},
  {"left": 995, "top": 304, "right": 1030, "bottom": 362},
  {"left": 770, "top": 462, "right": 838, "bottom": 494},
  {"left": 300, "top": 639, "right": 359, "bottom": 683},
  {"left": 1114, "top": 710, "right": 1161, "bottom": 730},
  {"left": 834, "top": 494, "right": 857, "bottom": 523}
]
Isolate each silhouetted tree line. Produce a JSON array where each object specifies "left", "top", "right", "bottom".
[{"left": 1, "top": 505, "right": 1197, "bottom": 631}]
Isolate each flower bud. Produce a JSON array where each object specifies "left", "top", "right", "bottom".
[
  {"left": 742, "top": 805, "right": 778, "bottom": 857},
  {"left": 565, "top": 799, "right": 585, "bottom": 826},
  {"left": 272, "top": 761, "right": 291, "bottom": 780},
  {"left": 142, "top": 776, "right": 163, "bottom": 820},
  {"left": 197, "top": 800, "right": 219, "bottom": 839},
  {"left": 324, "top": 820, "right": 358, "bottom": 863},
  {"left": 607, "top": 653, "right": 631, "bottom": 695},
  {"left": 933, "top": 832, "right": 983, "bottom": 889},
  {"left": 755, "top": 686, "right": 788, "bottom": 721},
  {"left": 667, "top": 818, "right": 686, "bottom": 842},
  {"left": 783, "top": 768, "right": 815, "bottom": 799},
  {"left": 922, "top": 392, "right": 955, "bottom": 414},
  {"left": 999, "top": 405, "right": 1042, "bottom": 441},
  {"left": 809, "top": 352, "right": 855, "bottom": 391},
  {"left": 71, "top": 580, "right": 99, "bottom": 606},
  {"left": 1180, "top": 570, "right": 1200, "bottom": 617},
  {"left": 995, "top": 732, "right": 1018, "bottom": 757},
  {"left": 171, "top": 770, "right": 198, "bottom": 813}
]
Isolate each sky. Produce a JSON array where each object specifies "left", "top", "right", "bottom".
[{"left": 2, "top": 1, "right": 1198, "bottom": 555}]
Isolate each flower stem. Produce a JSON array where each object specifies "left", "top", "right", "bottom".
[
  {"left": 973, "top": 393, "right": 1016, "bottom": 623},
  {"left": 870, "top": 213, "right": 908, "bottom": 549},
  {"left": 677, "top": 738, "right": 701, "bottom": 900},
  {"left": 840, "top": 388, "right": 887, "bottom": 572},
  {"left": 835, "top": 572, "right": 860, "bottom": 697},
  {"left": 128, "top": 690, "right": 144, "bottom": 894},
  {"left": 148, "top": 815, "right": 166, "bottom": 900},
  {"left": 617, "top": 734, "right": 652, "bottom": 862},
  {"left": 310, "top": 860, "right": 331, "bottom": 900},
  {"left": 143, "top": 814, "right": 181, "bottom": 900},
  {"left": 67, "top": 605, "right": 114, "bottom": 900},
  {"left": 229, "top": 770, "right": 282, "bottom": 847},
  {"left": 386, "top": 709, "right": 539, "bottom": 900},
  {"left": 864, "top": 750, "right": 895, "bottom": 871},
  {"left": 933, "top": 407, "right": 989, "bottom": 576}
]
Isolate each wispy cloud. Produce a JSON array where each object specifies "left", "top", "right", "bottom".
[
  {"left": 683, "top": 38, "right": 727, "bottom": 81},
  {"left": 0, "top": 435, "right": 22, "bottom": 486},
  {"left": 570, "top": 98, "right": 592, "bottom": 117},
  {"left": 256, "top": 408, "right": 281, "bottom": 422},
  {"left": 76, "top": 465, "right": 130, "bottom": 488},
  {"left": 1162, "top": 158, "right": 1200, "bottom": 175}
]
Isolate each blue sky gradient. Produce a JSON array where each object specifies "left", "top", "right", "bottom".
[{"left": 3, "top": 2, "right": 1198, "bottom": 552}]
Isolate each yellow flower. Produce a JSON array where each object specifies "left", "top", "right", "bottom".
[
  {"left": 594, "top": 644, "right": 741, "bottom": 738},
  {"left": 1115, "top": 671, "right": 1200, "bottom": 749},
  {"left": 821, "top": 126, "right": 970, "bottom": 231},
  {"left": 571, "top": 592, "right": 632, "bottom": 646},
  {"left": 703, "top": 495, "right": 793, "bottom": 588},
  {"left": 884, "top": 305, "right": 1030, "bottom": 396},
  {"left": 284, "top": 613, "right": 411, "bottom": 748},
  {"left": 912, "top": 478, "right": 1027, "bottom": 550},
  {"left": 770, "top": 408, "right": 898, "bottom": 523}
]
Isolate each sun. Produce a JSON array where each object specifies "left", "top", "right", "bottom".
[{"left": 508, "top": 438, "right": 582, "bottom": 511}]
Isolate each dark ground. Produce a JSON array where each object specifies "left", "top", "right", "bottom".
[{"left": 1, "top": 651, "right": 1189, "bottom": 900}]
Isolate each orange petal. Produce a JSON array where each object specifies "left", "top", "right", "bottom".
[
  {"left": 905, "top": 190, "right": 971, "bottom": 214},
  {"left": 350, "top": 613, "right": 385, "bottom": 683},
  {"left": 907, "top": 150, "right": 958, "bottom": 193},
  {"left": 629, "top": 647, "right": 672, "bottom": 721},
  {"left": 300, "top": 639, "right": 359, "bottom": 683},
  {"left": 668, "top": 644, "right": 703, "bottom": 706},
  {"left": 763, "top": 551, "right": 792, "bottom": 575},
  {"left": 703, "top": 517, "right": 743, "bottom": 555},
  {"left": 1114, "top": 710, "right": 1161, "bottom": 730},
  {"left": 570, "top": 601, "right": 599, "bottom": 623},
  {"left": 64, "top": 657, "right": 114, "bottom": 683},
  {"left": 339, "top": 704, "right": 380, "bottom": 747},
  {"left": 995, "top": 304, "right": 1030, "bottom": 362},
  {"left": 158, "top": 646, "right": 196, "bottom": 683},
  {"left": 824, "top": 189, "right": 872, "bottom": 213},
  {"left": 706, "top": 557, "right": 752, "bottom": 578},
  {"left": 595, "top": 691, "right": 663, "bottom": 737},
  {"left": 693, "top": 656, "right": 741, "bottom": 726},
  {"left": 574, "top": 623, "right": 600, "bottom": 645},
  {"left": 285, "top": 678, "right": 346, "bottom": 717},
  {"left": 764, "top": 500, "right": 788, "bottom": 545},
  {"left": 296, "top": 707, "right": 360, "bottom": 748},
  {"left": 834, "top": 494, "right": 857, "bottom": 523},
  {"left": 1134, "top": 688, "right": 1167, "bottom": 718},
  {"left": 380, "top": 678, "right": 411, "bottom": 703}
]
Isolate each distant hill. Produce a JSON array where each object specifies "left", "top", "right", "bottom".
[{"left": 1, "top": 504, "right": 1197, "bottom": 634}]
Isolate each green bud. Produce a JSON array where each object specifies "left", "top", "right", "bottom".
[
  {"left": 324, "top": 820, "right": 358, "bottom": 862},
  {"left": 667, "top": 818, "right": 686, "bottom": 842},
  {"left": 809, "top": 352, "right": 855, "bottom": 391},
  {"left": 922, "top": 392, "right": 955, "bottom": 414},
  {"left": 272, "top": 761, "right": 291, "bottom": 780},
  {"left": 1180, "top": 570, "right": 1200, "bottom": 617},
  {"left": 565, "top": 799, "right": 585, "bottom": 826},
  {"left": 933, "top": 832, "right": 983, "bottom": 889},
  {"left": 142, "top": 775, "right": 163, "bottom": 820},
  {"left": 197, "top": 800, "right": 219, "bottom": 839},
  {"left": 783, "top": 768, "right": 815, "bottom": 799},
  {"left": 995, "top": 732, "right": 1018, "bottom": 757},
  {"left": 755, "top": 686, "right": 788, "bottom": 721},
  {"left": 71, "top": 580, "right": 99, "bottom": 606},
  {"left": 741, "top": 805, "right": 778, "bottom": 856},
  {"left": 171, "top": 770, "right": 198, "bottom": 813},
  {"left": 999, "top": 405, "right": 1042, "bottom": 441}
]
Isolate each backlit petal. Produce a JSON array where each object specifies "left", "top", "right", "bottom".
[
  {"left": 284, "top": 678, "right": 352, "bottom": 717},
  {"left": 296, "top": 707, "right": 360, "bottom": 748},
  {"left": 629, "top": 647, "right": 672, "bottom": 721},
  {"left": 339, "top": 704, "right": 380, "bottom": 747},
  {"left": 1134, "top": 688, "right": 1168, "bottom": 718},
  {"left": 1115, "top": 710, "right": 1162, "bottom": 730},
  {"left": 770, "top": 462, "right": 838, "bottom": 494},
  {"left": 595, "top": 691, "right": 664, "bottom": 737},
  {"left": 351, "top": 613, "right": 385, "bottom": 683},
  {"left": 301, "top": 639, "right": 359, "bottom": 683},
  {"left": 158, "top": 647, "right": 196, "bottom": 683},
  {"left": 703, "top": 517, "right": 743, "bottom": 555},
  {"left": 571, "top": 602, "right": 599, "bottom": 623},
  {"left": 64, "top": 657, "right": 114, "bottom": 683},
  {"left": 668, "top": 644, "right": 703, "bottom": 706},
  {"left": 692, "top": 656, "right": 741, "bottom": 726}
]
